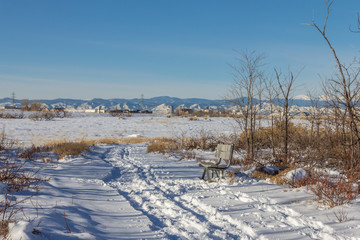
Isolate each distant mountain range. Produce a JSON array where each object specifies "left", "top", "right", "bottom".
[{"left": 0, "top": 95, "right": 326, "bottom": 111}]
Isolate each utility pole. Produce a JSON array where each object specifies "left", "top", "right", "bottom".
[
  {"left": 140, "top": 93, "right": 145, "bottom": 111},
  {"left": 11, "top": 92, "right": 15, "bottom": 107}
]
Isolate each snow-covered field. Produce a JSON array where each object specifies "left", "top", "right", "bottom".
[
  {"left": 2, "top": 113, "right": 360, "bottom": 239},
  {"left": 1, "top": 113, "right": 236, "bottom": 147}
]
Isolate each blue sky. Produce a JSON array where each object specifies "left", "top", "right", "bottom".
[{"left": 0, "top": 0, "right": 359, "bottom": 100}]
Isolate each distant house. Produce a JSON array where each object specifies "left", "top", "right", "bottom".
[
  {"left": 84, "top": 109, "right": 97, "bottom": 113},
  {"left": 95, "top": 106, "right": 106, "bottom": 113}
]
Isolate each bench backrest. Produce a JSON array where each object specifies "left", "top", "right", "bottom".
[{"left": 215, "top": 144, "right": 234, "bottom": 167}]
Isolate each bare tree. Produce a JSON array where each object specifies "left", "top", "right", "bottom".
[
  {"left": 306, "top": 90, "right": 323, "bottom": 141},
  {"left": 227, "top": 50, "right": 265, "bottom": 161},
  {"left": 30, "top": 102, "right": 43, "bottom": 111},
  {"left": 307, "top": 0, "right": 360, "bottom": 170},
  {"left": 21, "top": 99, "right": 30, "bottom": 111},
  {"left": 275, "top": 68, "right": 296, "bottom": 164},
  {"left": 264, "top": 75, "right": 279, "bottom": 157}
]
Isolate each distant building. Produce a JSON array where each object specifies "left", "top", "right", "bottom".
[{"left": 95, "top": 106, "right": 106, "bottom": 113}]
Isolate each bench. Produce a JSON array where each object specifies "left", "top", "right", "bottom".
[{"left": 198, "top": 144, "right": 234, "bottom": 180}]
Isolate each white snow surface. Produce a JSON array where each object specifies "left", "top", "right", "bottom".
[
  {"left": 286, "top": 168, "right": 309, "bottom": 182},
  {"left": 1, "top": 113, "right": 360, "bottom": 239}
]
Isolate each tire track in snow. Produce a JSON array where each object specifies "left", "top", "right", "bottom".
[
  {"left": 103, "top": 145, "right": 259, "bottom": 240},
  {"left": 102, "top": 147, "right": 170, "bottom": 239}
]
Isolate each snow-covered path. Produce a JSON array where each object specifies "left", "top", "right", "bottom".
[
  {"left": 104, "top": 145, "right": 257, "bottom": 239},
  {"left": 8, "top": 143, "right": 359, "bottom": 239},
  {"left": 102, "top": 144, "right": 345, "bottom": 240}
]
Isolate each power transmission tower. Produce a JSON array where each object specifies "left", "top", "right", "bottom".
[
  {"left": 12, "top": 92, "right": 15, "bottom": 107},
  {"left": 140, "top": 94, "right": 145, "bottom": 110}
]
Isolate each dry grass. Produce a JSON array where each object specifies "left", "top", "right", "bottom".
[
  {"left": 251, "top": 166, "right": 307, "bottom": 186},
  {"left": 0, "top": 220, "right": 10, "bottom": 238},
  {"left": 147, "top": 138, "right": 178, "bottom": 154},
  {"left": 52, "top": 141, "right": 90, "bottom": 159},
  {"left": 118, "top": 138, "right": 154, "bottom": 144},
  {"left": 97, "top": 137, "right": 159, "bottom": 145},
  {"left": 251, "top": 169, "right": 273, "bottom": 180},
  {"left": 41, "top": 136, "right": 175, "bottom": 155},
  {"left": 42, "top": 138, "right": 94, "bottom": 159},
  {"left": 188, "top": 117, "right": 198, "bottom": 121},
  {"left": 38, "top": 137, "right": 159, "bottom": 159},
  {"left": 95, "top": 138, "right": 123, "bottom": 144}
]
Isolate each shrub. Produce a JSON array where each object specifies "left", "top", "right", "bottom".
[
  {"left": 0, "top": 155, "right": 44, "bottom": 237},
  {"left": 108, "top": 110, "right": 121, "bottom": 117},
  {"left": 0, "top": 111, "right": 24, "bottom": 119},
  {"left": 0, "top": 130, "right": 17, "bottom": 151},
  {"left": 19, "top": 145, "right": 51, "bottom": 161},
  {"left": 0, "top": 157, "right": 42, "bottom": 191},
  {"left": 308, "top": 173, "right": 358, "bottom": 208},
  {"left": 54, "top": 109, "right": 71, "bottom": 118},
  {"left": 28, "top": 111, "right": 56, "bottom": 121},
  {"left": 268, "top": 167, "right": 358, "bottom": 208},
  {"left": 188, "top": 117, "right": 198, "bottom": 121}
]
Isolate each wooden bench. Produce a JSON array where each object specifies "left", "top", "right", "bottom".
[{"left": 198, "top": 144, "right": 234, "bottom": 180}]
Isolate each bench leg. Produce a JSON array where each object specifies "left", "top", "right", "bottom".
[
  {"left": 201, "top": 167, "right": 226, "bottom": 180},
  {"left": 201, "top": 168, "right": 206, "bottom": 179}
]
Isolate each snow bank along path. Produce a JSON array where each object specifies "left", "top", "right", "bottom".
[{"left": 8, "top": 143, "right": 358, "bottom": 239}]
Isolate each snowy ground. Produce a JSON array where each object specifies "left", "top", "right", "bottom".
[
  {"left": 1, "top": 113, "right": 236, "bottom": 146},
  {"left": 2, "top": 114, "right": 360, "bottom": 239}
]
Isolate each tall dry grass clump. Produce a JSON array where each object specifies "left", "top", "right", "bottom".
[
  {"left": 43, "top": 139, "right": 93, "bottom": 159},
  {"left": 147, "top": 138, "right": 178, "bottom": 154},
  {"left": 117, "top": 138, "right": 153, "bottom": 144},
  {"left": 39, "top": 137, "right": 157, "bottom": 159},
  {"left": 146, "top": 131, "right": 231, "bottom": 155}
]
